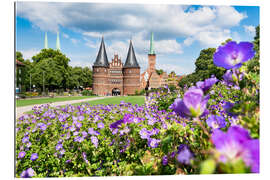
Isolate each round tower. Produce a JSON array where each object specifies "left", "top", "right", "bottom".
[
  {"left": 92, "top": 37, "right": 109, "bottom": 96},
  {"left": 123, "top": 40, "right": 140, "bottom": 95}
]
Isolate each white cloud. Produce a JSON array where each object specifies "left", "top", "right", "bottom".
[
  {"left": 62, "top": 33, "right": 69, "bottom": 39},
  {"left": 215, "top": 6, "right": 247, "bottom": 27},
  {"left": 17, "top": 2, "right": 247, "bottom": 47},
  {"left": 156, "top": 63, "right": 193, "bottom": 75},
  {"left": 244, "top": 25, "right": 256, "bottom": 37},
  {"left": 84, "top": 38, "right": 99, "bottom": 49},
  {"left": 70, "top": 38, "right": 79, "bottom": 45},
  {"left": 69, "top": 60, "right": 92, "bottom": 68},
  {"left": 20, "top": 49, "right": 40, "bottom": 60}
]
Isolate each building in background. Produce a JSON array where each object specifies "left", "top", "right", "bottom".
[
  {"left": 141, "top": 32, "right": 170, "bottom": 90},
  {"left": 92, "top": 37, "right": 140, "bottom": 96}
]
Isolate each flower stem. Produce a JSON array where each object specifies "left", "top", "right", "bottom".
[{"left": 194, "top": 117, "right": 210, "bottom": 138}]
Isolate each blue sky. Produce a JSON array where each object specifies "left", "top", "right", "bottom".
[{"left": 16, "top": 2, "right": 259, "bottom": 75}]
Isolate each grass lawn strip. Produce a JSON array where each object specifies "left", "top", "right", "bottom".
[
  {"left": 72, "top": 96, "right": 145, "bottom": 106},
  {"left": 23, "top": 96, "right": 145, "bottom": 115},
  {"left": 16, "top": 96, "right": 96, "bottom": 107}
]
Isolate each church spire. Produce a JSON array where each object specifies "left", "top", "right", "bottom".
[
  {"left": 44, "top": 32, "right": 48, "bottom": 49},
  {"left": 93, "top": 36, "right": 109, "bottom": 67},
  {"left": 56, "top": 32, "right": 61, "bottom": 50},
  {"left": 149, "top": 32, "right": 155, "bottom": 55}
]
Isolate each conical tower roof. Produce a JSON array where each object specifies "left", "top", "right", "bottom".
[
  {"left": 124, "top": 40, "right": 140, "bottom": 68},
  {"left": 93, "top": 37, "right": 109, "bottom": 67}
]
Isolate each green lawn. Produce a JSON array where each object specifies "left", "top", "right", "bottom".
[
  {"left": 72, "top": 96, "right": 145, "bottom": 106},
  {"left": 16, "top": 96, "right": 96, "bottom": 107}
]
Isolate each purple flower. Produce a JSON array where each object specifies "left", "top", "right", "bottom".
[
  {"left": 149, "top": 127, "right": 160, "bottom": 136},
  {"left": 91, "top": 136, "right": 99, "bottom": 148},
  {"left": 30, "top": 153, "right": 38, "bottom": 161},
  {"left": 39, "top": 123, "right": 47, "bottom": 131},
  {"left": 223, "top": 102, "right": 236, "bottom": 116},
  {"left": 82, "top": 152, "right": 89, "bottom": 164},
  {"left": 18, "top": 151, "right": 26, "bottom": 159},
  {"left": 147, "top": 138, "right": 161, "bottom": 148},
  {"left": 97, "top": 122, "right": 104, "bottom": 129},
  {"left": 177, "top": 144, "right": 193, "bottom": 164},
  {"left": 75, "top": 122, "right": 82, "bottom": 129},
  {"left": 78, "top": 115, "right": 84, "bottom": 121},
  {"left": 22, "top": 136, "right": 29, "bottom": 144},
  {"left": 56, "top": 143, "right": 63, "bottom": 151},
  {"left": 162, "top": 155, "right": 168, "bottom": 165},
  {"left": 147, "top": 117, "right": 156, "bottom": 126},
  {"left": 223, "top": 69, "right": 236, "bottom": 86},
  {"left": 170, "top": 88, "right": 209, "bottom": 118},
  {"left": 81, "top": 131, "right": 88, "bottom": 138},
  {"left": 206, "top": 115, "right": 227, "bottom": 129},
  {"left": 196, "top": 77, "right": 218, "bottom": 92},
  {"left": 26, "top": 142, "right": 32, "bottom": 148},
  {"left": 211, "top": 126, "right": 259, "bottom": 173},
  {"left": 60, "top": 149, "right": 66, "bottom": 155},
  {"left": 20, "top": 168, "right": 35, "bottom": 178},
  {"left": 213, "top": 41, "right": 255, "bottom": 69},
  {"left": 123, "top": 114, "right": 134, "bottom": 123},
  {"left": 110, "top": 119, "right": 124, "bottom": 129},
  {"left": 139, "top": 128, "right": 150, "bottom": 139},
  {"left": 133, "top": 117, "right": 141, "bottom": 124}
]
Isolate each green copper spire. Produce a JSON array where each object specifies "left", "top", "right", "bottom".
[
  {"left": 56, "top": 32, "right": 61, "bottom": 50},
  {"left": 44, "top": 32, "right": 48, "bottom": 49},
  {"left": 149, "top": 32, "right": 155, "bottom": 55}
]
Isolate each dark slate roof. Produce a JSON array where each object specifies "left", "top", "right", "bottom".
[
  {"left": 124, "top": 40, "right": 140, "bottom": 68},
  {"left": 93, "top": 37, "right": 109, "bottom": 67}
]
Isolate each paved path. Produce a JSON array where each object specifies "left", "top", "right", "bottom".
[{"left": 16, "top": 96, "right": 112, "bottom": 118}]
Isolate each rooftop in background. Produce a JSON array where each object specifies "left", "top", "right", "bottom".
[{"left": 16, "top": 59, "right": 25, "bottom": 66}]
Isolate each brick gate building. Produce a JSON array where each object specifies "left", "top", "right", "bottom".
[{"left": 92, "top": 37, "right": 140, "bottom": 96}]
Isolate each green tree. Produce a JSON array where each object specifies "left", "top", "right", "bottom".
[
  {"left": 31, "top": 49, "right": 71, "bottom": 92},
  {"left": 194, "top": 47, "right": 226, "bottom": 80},
  {"left": 156, "top": 69, "right": 164, "bottom": 75},
  {"left": 247, "top": 25, "right": 260, "bottom": 73}
]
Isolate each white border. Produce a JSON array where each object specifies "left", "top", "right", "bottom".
[{"left": 1, "top": 0, "right": 269, "bottom": 180}]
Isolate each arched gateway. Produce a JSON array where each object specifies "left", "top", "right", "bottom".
[{"left": 112, "top": 88, "right": 120, "bottom": 96}]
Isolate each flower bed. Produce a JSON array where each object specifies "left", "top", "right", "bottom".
[{"left": 15, "top": 41, "right": 259, "bottom": 177}]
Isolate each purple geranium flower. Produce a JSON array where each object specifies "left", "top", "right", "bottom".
[
  {"left": 81, "top": 131, "right": 88, "bottom": 138},
  {"left": 149, "top": 127, "right": 160, "bottom": 136},
  {"left": 196, "top": 76, "right": 218, "bottom": 92},
  {"left": 147, "top": 138, "right": 161, "bottom": 148},
  {"left": 211, "top": 126, "right": 259, "bottom": 173},
  {"left": 55, "top": 143, "right": 63, "bottom": 151},
  {"left": 162, "top": 155, "right": 168, "bottom": 166},
  {"left": 22, "top": 136, "right": 29, "bottom": 144},
  {"left": 170, "top": 88, "right": 209, "bottom": 118},
  {"left": 91, "top": 136, "right": 99, "bottom": 148},
  {"left": 213, "top": 41, "right": 255, "bottom": 69},
  {"left": 177, "top": 144, "right": 193, "bottom": 165},
  {"left": 97, "top": 122, "right": 104, "bottom": 129},
  {"left": 206, "top": 115, "right": 227, "bottom": 129},
  {"left": 30, "top": 153, "right": 38, "bottom": 161},
  {"left": 75, "top": 122, "right": 82, "bottom": 129},
  {"left": 110, "top": 119, "right": 124, "bottom": 129},
  {"left": 20, "top": 168, "right": 35, "bottom": 178},
  {"left": 139, "top": 128, "right": 150, "bottom": 139},
  {"left": 18, "top": 151, "right": 26, "bottom": 159}
]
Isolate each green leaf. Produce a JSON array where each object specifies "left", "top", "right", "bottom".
[{"left": 200, "top": 159, "right": 216, "bottom": 174}]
